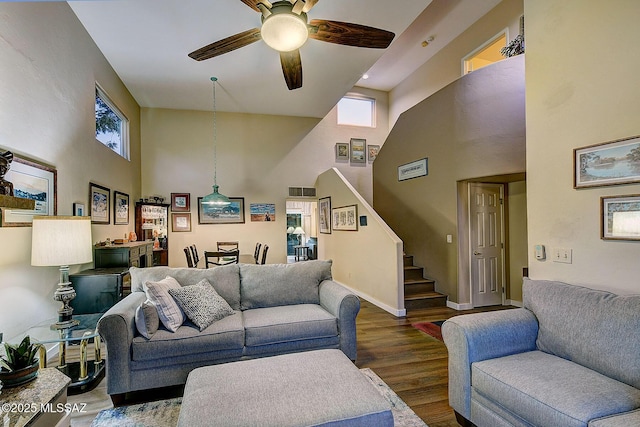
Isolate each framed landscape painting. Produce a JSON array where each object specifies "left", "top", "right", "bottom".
[
  {"left": 5, "top": 155, "right": 57, "bottom": 216},
  {"left": 198, "top": 197, "right": 245, "bottom": 224},
  {"left": 171, "top": 193, "right": 190, "bottom": 212},
  {"left": 113, "top": 191, "right": 129, "bottom": 225},
  {"left": 350, "top": 138, "right": 366, "bottom": 164},
  {"left": 90, "top": 183, "right": 110, "bottom": 224},
  {"left": 574, "top": 135, "right": 640, "bottom": 188}
]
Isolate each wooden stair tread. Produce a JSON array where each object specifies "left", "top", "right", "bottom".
[
  {"left": 404, "top": 278, "right": 435, "bottom": 285},
  {"left": 405, "top": 291, "right": 447, "bottom": 301}
]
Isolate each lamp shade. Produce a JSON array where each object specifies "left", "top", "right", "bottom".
[
  {"left": 292, "top": 226, "right": 305, "bottom": 235},
  {"left": 31, "top": 216, "right": 93, "bottom": 266}
]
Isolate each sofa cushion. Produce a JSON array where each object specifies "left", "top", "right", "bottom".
[
  {"left": 472, "top": 350, "right": 640, "bottom": 427},
  {"left": 239, "top": 260, "right": 332, "bottom": 310},
  {"left": 132, "top": 311, "right": 244, "bottom": 362},
  {"left": 143, "top": 276, "right": 185, "bottom": 332},
  {"left": 130, "top": 265, "right": 241, "bottom": 310},
  {"left": 523, "top": 279, "right": 640, "bottom": 389},
  {"left": 243, "top": 304, "right": 338, "bottom": 347},
  {"left": 169, "top": 279, "right": 235, "bottom": 331},
  {"left": 135, "top": 300, "right": 159, "bottom": 339}
]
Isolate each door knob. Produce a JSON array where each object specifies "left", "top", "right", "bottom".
[{"left": 473, "top": 251, "right": 482, "bottom": 255}]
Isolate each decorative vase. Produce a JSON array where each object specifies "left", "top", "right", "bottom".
[
  {"left": 129, "top": 231, "right": 137, "bottom": 242},
  {"left": 0, "top": 361, "right": 39, "bottom": 388}
]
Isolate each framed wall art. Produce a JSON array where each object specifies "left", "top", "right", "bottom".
[
  {"left": 398, "top": 158, "right": 428, "bottom": 181},
  {"left": 5, "top": 155, "right": 57, "bottom": 216},
  {"left": 335, "top": 143, "right": 349, "bottom": 161},
  {"left": 73, "top": 203, "right": 85, "bottom": 217},
  {"left": 171, "top": 193, "right": 190, "bottom": 212},
  {"left": 250, "top": 203, "right": 275, "bottom": 222},
  {"left": 90, "top": 183, "right": 110, "bottom": 224},
  {"left": 197, "top": 197, "right": 245, "bottom": 224},
  {"left": 601, "top": 194, "right": 640, "bottom": 241},
  {"left": 113, "top": 191, "right": 129, "bottom": 225},
  {"left": 368, "top": 145, "right": 380, "bottom": 162},
  {"left": 332, "top": 204, "right": 358, "bottom": 231},
  {"left": 172, "top": 212, "right": 192, "bottom": 232},
  {"left": 318, "top": 196, "right": 331, "bottom": 234},
  {"left": 574, "top": 135, "right": 640, "bottom": 188},
  {"left": 350, "top": 138, "right": 366, "bottom": 164}
]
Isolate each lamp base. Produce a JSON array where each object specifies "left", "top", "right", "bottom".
[{"left": 51, "top": 266, "right": 79, "bottom": 330}]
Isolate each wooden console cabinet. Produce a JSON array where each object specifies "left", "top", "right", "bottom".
[{"left": 94, "top": 241, "right": 154, "bottom": 268}]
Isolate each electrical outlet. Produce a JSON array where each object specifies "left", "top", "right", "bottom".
[{"left": 553, "top": 248, "right": 572, "bottom": 264}]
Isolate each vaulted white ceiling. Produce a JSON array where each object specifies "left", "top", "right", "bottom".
[{"left": 68, "top": 0, "right": 501, "bottom": 118}]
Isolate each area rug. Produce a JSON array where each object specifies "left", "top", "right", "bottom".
[
  {"left": 412, "top": 320, "right": 445, "bottom": 341},
  {"left": 90, "top": 369, "right": 427, "bottom": 427}
]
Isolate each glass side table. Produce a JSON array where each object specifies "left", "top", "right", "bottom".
[{"left": 20, "top": 314, "right": 104, "bottom": 395}]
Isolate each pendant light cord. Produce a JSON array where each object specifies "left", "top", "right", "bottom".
[{"left": 212, "top": 76, "right": 218, "bottom": 187}]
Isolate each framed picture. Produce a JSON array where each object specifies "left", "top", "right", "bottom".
[
  {"left": 197, "top": 197, "right": 245, "bottom": 224},
  {"left": 574, "top": 135, "right": 640, "bottom": 188},
  {"left": 318, "top": 196, "right": 331, "bottom": 234},
  {"left": 350, "top": 138, "right": 366, "bottom": 164},
  {"left": 5, "top": 155, "right": 57, "bottom": 216},
  {"left": 171, "top": 193, "right": 190, "bottom": 212},
  {"left": 172, "top": 212, "right": 192, "bottom": 232},
  {"left": 250, "top": 203, "right": 275, "bottom": 222},
  {"left": 335, "top": 143, "right": 349, "bottom": 161},
  {"left": 90, "top": 183, "right": 110, "bottom": 224},
  {"left": 332, "top": 204, "right": 358, "bottom": 231},
  {"left": 398, "top": 158, "right": 428, "bottom": 181},
  {"left": 601, "top": 194, "right": 640, "bottom": 241},
  {"left": 73, "top": 203, "right": 85, "bottom": 217},
  {"left": 368, "top": 145, "right": 380, "bottom": 162},
  {"left": 113, "top": 191, "right": 129, "bottom": 225}
]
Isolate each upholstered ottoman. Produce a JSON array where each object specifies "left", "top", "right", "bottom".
[{"left": 177, "top": 349, "right": 393, "bottom": 427}]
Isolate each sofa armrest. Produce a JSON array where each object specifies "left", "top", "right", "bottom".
[
  {"left": 441, "top": 308, "right": 539, "bottom": 420},
  {"left": 97, "top": 291, "right": 146, "bottom": 395},
  {"left": 319, "top": 280, "right": 360, "bottom": 361}
]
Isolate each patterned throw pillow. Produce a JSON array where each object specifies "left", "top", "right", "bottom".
[
  {"left": 169, "top": 279, "right": 235, "bottom": 331},
  {"left": 135, "top": 300, "right": 160, "bottom": 339},
  {"left": 143, "top": 276, "right": 186, "bottom": 332}
]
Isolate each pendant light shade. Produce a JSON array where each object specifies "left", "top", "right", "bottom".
[{"left": 202, "top": 77, "right": 231, "bottom": 207}]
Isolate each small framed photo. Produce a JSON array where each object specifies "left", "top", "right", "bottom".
[
  {"left": 198, "top": 197, "right": 245, "bottom": 224},
  {"left": 89, "top": 183, "right": 110, "bottom": 224},
  {"left": 172, "top": 212, "right": 192, "bottom": 232},
  {"left": 250, "top": 203, "right": 276, "bottom": 222},
  {"left": 574, "top": 135, "right": 640, "bottom": 188},
  {"left": 171, "top": 193, "right": 190, "bottom": 212},
  {"left": 73, "top": 203, "right": 85, "bottom": 217},
  {"left": 113, "top": 191, "right": 129, "bottom": 225},
  {"left": 335, "top": 143, "right": 349, "bottom": 161},
  {"left": 368, "top": 145, "right": 380, "bottom": 162},
  {"left": 601, "top": 194, "right": 640, "bottom": 241},
  {"left": 398, "top": 158, "right": 428, "bottom": 181},
  {"left": 350, "top": 138, "right": 366, "bottom": 164},
  {"left": 332, "top": 204, "right": 358, "bottom": 231},
  {"left": 318, "top": 196, "right": 331, "bottom": 234}
]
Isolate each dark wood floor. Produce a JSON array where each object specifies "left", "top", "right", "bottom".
[
  {"left": 355, "top": 299, "right": 513, "bottom": 427},
  {"left": 67, "top": 299, "right": 513, "bottom": 426}
]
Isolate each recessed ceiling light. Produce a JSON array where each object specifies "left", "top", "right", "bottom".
[{"left": 362, "top": 74, "right": 369, "bottom": 80}]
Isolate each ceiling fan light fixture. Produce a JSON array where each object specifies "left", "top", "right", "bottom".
[{"left": 261, "top": 4, "right": 308, "bottom": 52}]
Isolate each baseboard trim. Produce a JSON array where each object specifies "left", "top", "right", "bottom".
[
  {"left": 334, "top": 281, "right": 406, "bottom": 317},
  {"left": 506, "top": 299, "right": 523, "bottom": 307},
  {"left": 447, "top": 300, "right": 473, "bottom": 310}
]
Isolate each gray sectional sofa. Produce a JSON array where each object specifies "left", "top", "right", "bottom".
[
  {"left": 442, "top": 278, "right": 640, "bottom": 427},
  {"left": 97, "top": 260, "right": 360, "bottom": 400}
]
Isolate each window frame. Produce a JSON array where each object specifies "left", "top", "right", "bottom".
[
  {"left": 95, "top": 83, "right": 130, "bottom": 160},
  {"left": 461, "top": 28, "right": 509, "bottom": 75},
  {"left": 337, "top": 95, "right": 376, "bottom": 128}
]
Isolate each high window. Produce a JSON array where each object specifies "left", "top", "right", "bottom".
[
  {"left": 462, "top": 30, "right": 508, "bottom": 75},
  {"left": 95, "top": 85, "right": 129, "bottom": 159},
  {"left": 337, "top": 95, "right": 375, "bottom": 127}
]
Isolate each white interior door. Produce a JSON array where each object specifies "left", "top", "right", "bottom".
[{"left": 469, "top": 183, "right": 504, "bottom": 307}]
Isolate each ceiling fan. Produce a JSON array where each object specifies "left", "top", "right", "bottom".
[{"left": 188, "top": 0, "right": 395, "bottom": 90}]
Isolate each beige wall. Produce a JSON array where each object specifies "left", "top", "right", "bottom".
[
  {"left": 317, "top": 169, "right": 404, "bottom": 315},
  {"left": 525, "top": 0, "right": 640, "bottom": 293},
  {"left": 390, "top": 0, "right": 524, "bottom": 126},
  {"left": 507, "top": 180, "right": 527, "bottom": 303},
  {"left": 0, "top": 3, "right": 141, "bottom": 339},
  {"left": 374, "top": 55, "right": 526, "bottom": 304},
  {"left": 141, "top": 87, "right": 390, "bottom": 266}
]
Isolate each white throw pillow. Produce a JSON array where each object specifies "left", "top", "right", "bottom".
[{"left": 143, "top": 276, "right": 185, "bottom": 332}]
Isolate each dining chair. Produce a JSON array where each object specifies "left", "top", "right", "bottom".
[
  {"left": 217, "top": 241, "right": 239, "bottom": 251},
  {"left": 190, "top": 244, "right": 200, "bottom": 268},
  {"left": 253, "top": 242, "right": 262, "bottom": 264},
  {"left": 260, "top": 245, "right": 269, "bottom": 265},
  {"left": 184, "top": 247, "right": 195, "bottom": 268},
  {"left": 205, "top": 250, "right": 240, "bottom": 268}
]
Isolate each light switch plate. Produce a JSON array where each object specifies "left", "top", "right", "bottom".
[{"left": 553, "top": 248, "right": 572, "bottom": 264}]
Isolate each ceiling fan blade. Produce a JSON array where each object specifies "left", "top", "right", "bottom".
[
  {"left": 308, "top": 19, "right": 395, "bottom": 49},
  {"left": 301, "top": 0, "right": 319, "bottom": 13},
  {"left": 189, "top": 28, "right": 262, "bottom": 61},
  {"left": 239, "top": 0, "right": 260, "bottom": 12},
  {"left": 280, "top": 50, "right": 303, "bottom": 90}
]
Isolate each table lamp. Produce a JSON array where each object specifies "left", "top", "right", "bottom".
[
  {"left": 31, "top": 216, "right": 93, "bottom": 330},
  {"left": 293, "top": 226, "right": 305, "bottom": 245}
]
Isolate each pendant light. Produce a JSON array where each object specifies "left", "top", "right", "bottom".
[{"left": 202, "top": 77, "right": 231, "bottom": 207}]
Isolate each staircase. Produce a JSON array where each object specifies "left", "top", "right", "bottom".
[{"left": 403, "top": 255, "right": 448, "bottom": 310}]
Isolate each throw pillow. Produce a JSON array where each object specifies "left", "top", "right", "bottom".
[
  {"left": 168, "top": 279, "right": 235, "bottom": 331},
  {"left": 135, "top": 300, "right": 160, "bottom": 339},
  {"left": 143, "top": 276, "right": 186, "bottom": 332}
]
